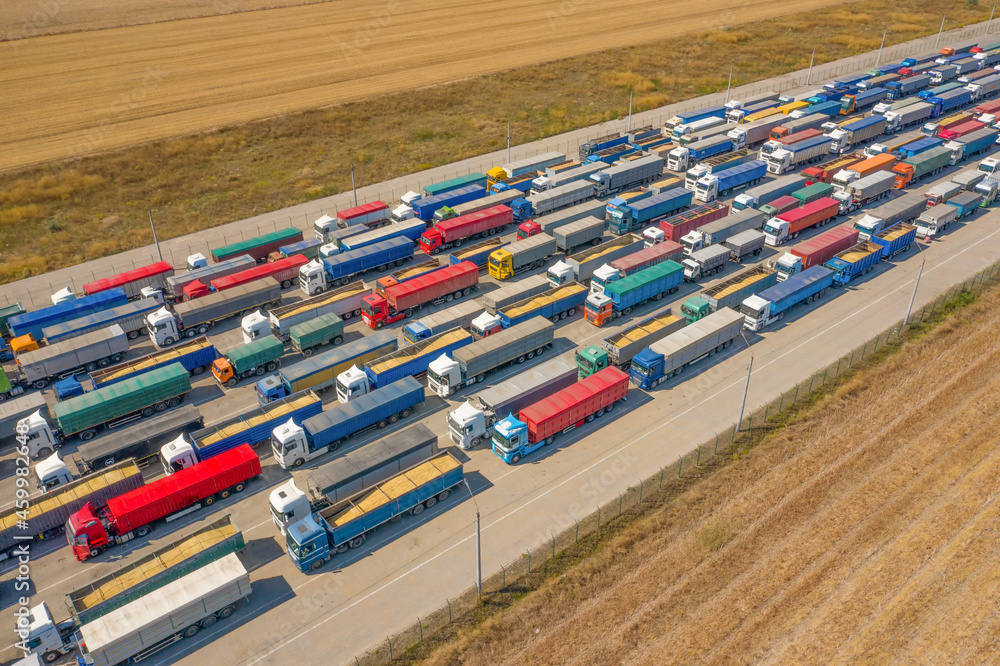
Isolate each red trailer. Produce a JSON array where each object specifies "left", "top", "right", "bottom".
[
  {"left": 66, "top": 444, "right": 261, "bottom": 561},
  {"left": 770, "top": 128, "right": 823, "bottom": 147},
  {"left": 419, "top": 206, "right": 512, "bottom": 254},
  {"left": 210, "top": 254, "right": 309, "bottom": 292},
  {"left": 337, "top": 201, "right": 391, "bottom": 230},
  {"left": 789, "top": 226, "right": 860, "bottom": 270},
  {"left": 610, "top": 240, "right": 683, "bottom": 276},
  {"left": 82, "top": 261, "right": 175, "bottom": 300},
  {"left": 802, "top": 152, "right": 866, "bottom": 185},
  {"left": 761, "top": 195, "right": 800, "bottom": 216},
  {"left": 519, "top": 367, "right": 630, "bottom": 445},
  {"left": 772, "top": 197, "right": 840, "bottom": 243},
  {"left": 658, "top": 203, "right": 728, "bottom": 243},
  {"left": 974, "top": 98, "right": 1000, "bottom": 116},
  {"left": 937, "top": 120, "right": 986, "bottom": 142},
  {"left": 361, "top": 261, "right": 479, "bottom": 328}
]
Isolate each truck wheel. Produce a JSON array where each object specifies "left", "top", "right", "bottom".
[
  {"left": 186, "top": 329, "right": 198, "bottom": 338},
  {"left": 454, "top": 290, "right": 464, "bottom": 300},
  {"left": 349, "top": 536, "right": 365, "bottom": 548},
  {"left": 586, "top": 413, "right": 595, "bottom": 423},
  {"left": 127, "top": 330, "right": 140, "bottom": 340},
  {"left": 182, "top": 625, "right": 200, "bottom": 639},
  {"left": 526, "top": 351, "right": 535, "bottom": 360},
  {"left": 311, "top": 559, "right": 324, "bottom": 571},
  {"left": 475, "top": 374, "right": 486, "bottom": 383},
  {"left": 437, "top": 489, "right": 451, "bottom": 501},
  {"left": 89, "top": 548, "right": 100, "bottom": 559},
  {"left": 163, "top": 337, "right": 175, "bottom": 346},
  {"left": 204, "top": 495, "right": 216, "bottom": 506},
  {"left": 445, "top": 293, "right": 454, "bottom": 302},
  {"left": 201, "top": 615, "right": 219, "bottom": 628},
  {"left": 517, "top": 355, "right": 526, "bottom": 364},
  {"left": 37, "top": 446, "right": 53, "bottom": 458},
  {"left": 137, "top": 525, "right": 152, "bottom": 537},
  {"left": 375, "top": 320, "right": 384, "bottom": 329},
  {"left": 43, "top": 651, "right": 59, "bottom": 664},
  {"left": 333, "top": 336, "right": 343, "bottom": 346},
  {"left": 386, "top": 413, "right": 398, "bottom": 424},
  {"left": 235, "top": 482, "right": 246, "bottom": 492},
  {"left": 378, "top": 419, "right": 388, "bottom": 429},
  {"left": 281, "top": 280, "right": 292, "bottom": 289},
  {"left": 226, "top": 378, "right": 239, "bottom": 388},
  {"left": 86, "top": 362, "right": 99, "bottom": 372},
  {"left": 329, "top": 440, "right": 341, "bottom": 452},
  {"left": 266, "top": 362, "right": 278, "bottom": 372},
  {"left": 606, "top": 402, "right": 615, "bottom": 412},
  {"left": 33, "top": 379, "right": 48, "bottom": 390},
  {"left": 254, "top": 366, "right": 266, "bottom": 376},
  {"left": 511, "top": 454, "right": 521, "bottom": 464},
  {"left": 454, "top": 237, "right": 463, "bottom": 247},
  {"left": 168, "top": 396, "right": 182, "bottom": 408},
  {"left": 468, "top": 437, "right": 480, "bottom": 449},
  {"left": 535, "top": 347, "right": 544, "bottom": 356},
  {"left": 424, "top": 496, "right": 438, "bottom": 508},
  {"left": 411, "top": 503, "right": 425, "bottom": 515},
  {"left": 313, "top": 285, "right": 325, "bottom": 295},
  {"left": 401, "top": 408, "right": 412, "bottom": 418},
  {"left": 651, "top": 378, "right": 660, "bottom": 388},
  {"left": 155, "top": 401, "right": 168, "bottom": 412},
  {"left": 463, "top": 287, "right": 472, "bottom": 297},
  {"left": 653, "top": 293, "right": 662, "bottom": 301},
  {"left": 302, "top": 347, "right": 314, "bottom": 357},
  {"left": 218, "top": 606, "right": 236, "bottom": 619},
  {"left": 550, "top": 315, "right": 560, "bottom": 323},
  {"left": 219, "top": 489, "right": 231, "bottom": 499},
  {"left": 404, "top": 309, "right": 414, "bottom": 319},
  {"left": 142, "top": 406, "right": 155, "bottom": 417},
  {"left": 336, "top": 543, "right": 349, "bottom": 553},
  {"left": 293, "top": 458, "right": 304, "bottom": 468}
]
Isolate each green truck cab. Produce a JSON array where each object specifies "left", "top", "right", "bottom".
[
  {"left": 575, "top": 345, "right": 608, "bottom": 380},
  {"left": 681, "top": 297, "right": 711, "bottom": 323}
]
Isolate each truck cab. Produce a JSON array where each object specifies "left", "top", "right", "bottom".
[
  {"left": 20, "top": 602, "right": 77, "bottom": 663},
  {"left": 491, "top": 414, "right": 535, "bottom": 464},
  {"left": 975, "top": 178, "right": 999, "bottom": 206},
  {"left": 271, "top": 417, "right": 322, "bottom": 468},
  {"left": 50, "top": 287, "right": 76, "bottom": 305},
  {"left": 762, "top": 217, "right": 792, "bottom": 246},
  {"left": 583, "top": 293, "right": 613, "bottom": 326},
  {"left": 693, "top": 175, "right": 719, "bottom": 203},
  {"left": 241, "top": 310, "right": 270, "bottom": 344},
  {"left": 269, "top": 479, "right": 311, "bottom": 534},
  {"left": 285, "top": 514, "right": 330, "bottom": 572},
  {"left": 769, "top": 253, "right": 803, "bottom": 281},
  {"left": 447, "top": 401, "right": 488, "bottom": 450},
  {"left": 590, "top": 172, "right": 613, "bottom": 198},
  {"left": 390, "top": 192, "right": 420, "bottom": 223},
  {"left": 186, "top": 253, "right": 208, "bottom": 271},
  {"left": 643, "top": 227, "right": 665, "bottom": 247},
  {"left": 256, "top": 375, "right": 285, "bottom": 404},
  {"left": 34, "top": 452, "right": 73, "bottom": 491},
  {"left": 146, "top": 307, "right": 180, "bottom": 347},
  {"left": 427, "top": 354, "right": 461, "bottom": 398},
  {"left": 681, "top": 297, "right": 710, "bottom": 322},
  {"left": 160, "top": 434, "right": 198, "bottom": 474},
  {"left": 66, "top": 501, "right": 111, "bottom": 559},
  {"left": 575, "top": 345, "right": 608, "bottom": 379},
  {"left": 547, "top": 261, "right": 574, "bottom": 288},
  {"left": 335, "top": 365, "right": 371, "bottom": 403},
  {"left": 684, "top": 164, "right": 709, "bottom": 189},
  {"left": 854, "top": 214, "right": 885, "bottom": 241},
  {"left": 319, "top": 243, "right": 340, "bottom": 259},
  {"left": 16, "top": 411, "right": 58, "bottom": 459},
  {"left": 361, "top": 293, "right": 402, "bottom": 329},
  {"left": 299, "top": 260, "right": 327, "bottom": 296},
  {"left": 417, "top": 228, "right": 445, "bottom": 254},
  {"left": 470, "top": 312, "right": 501, "bottom": 340},
  {"left": 432, "top": 206, "right": 457, "bottom": 224},
  {"left": 589, "top": 264, "right": 620, "bottom": 295},
  {"left": 740, "top": 294, "right": 771, "bottom": 331},
  {"left": 680, "top": 230, "right": 706, "bottom": 255},
  {"left": 313, "top": 214, "right": 339, "bottom": 242},
  {"left": 666, "top": 145, "right": 691, "bottom": 172},
  {"left": 516, "top": 220, "right": 541, "bottom": 240}
]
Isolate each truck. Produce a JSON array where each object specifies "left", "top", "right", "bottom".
[
  {"left": 271, "top": 376, "right": 424, "bottom": 468},
  {"left": 285, "top": 451, "right": 463, "bottom": 571},
  {"left": 301, "top": 237, "right": 412, "bottom": 296},
  {"left": 445, "top": 239, "right": 506, "bottom": 272},
  {"left": 418, "top": 205, "right": 512, "bottom": 255},
  {"left": 966, "top": 73, "right": 1000, "bottom": 102},
  {"left": 763, "top": 197, "right": 840, "bottom": 246},
  {"left": 656, "top": 201, "right": 729, "bottom": 244},
  {"left": 347, "top": 328, "right": 473, "bottom": 396},
  {"left": 832, "top": 170, "right": 897, "bottom": 214},
  {"left": 606, "top": 187, "right": 691, "bottom": 236},
  {"left": 924, "top": 180, "right": 963, "bottom": 206},
  {"left": 66, "top": 444, "right": 260, "bottom": 563},
  {"left": 199, "top": 254, "right": 308, "bottom": 294},
  {"left": 732, "top": 174, "right": 806, "bottom": 210},
  {"left": 38, "top": 298, "right": 160, "bottom": 343},
  {"left": 790, "top": 181, "right": 835, "bottom": 205},
  {"left": 630, "top": 307, "right": 745, "bottom": 390},
  {"left": 590, "top": 240, "right": 683, "bottom": 295},
  {"left": 402, "top": 300, "right": 481, "bottom": 343},
  {"left": 90, "top": 336, "right": 216, "bottom": 389},
  {"left": 166, "top": 256, "right": 255, "bottom": 303},
  {"left": 259, "top": 286, "right": 361, "bottom": 348},
  {"left": 577, "top": 307, "right": 686, "bottom": 379},
  {"left": 915, "top": 203, "right": 958, "bottom": 238},
  {"left": 155, "top": 275, "right": 281, "bottom": 347},
  {"left": 672, "top": 116, "right": 726, "bottom": 140},
  {"left": 927, "top": 87, "right": 975, "bottom": 116},
  {"left": 681, "top": 245, "right": 731, "bottom": 282},
  {"left": 764, "top": 134, "right": 837, "bottom": 175},
  {"left": 339, "top": 219, "right": 426, "bottom": 254},
  {"left": 553, "top": 216, "right": 605, "bottom": 253},
  {"left": 584, "top": 261, "right": 683, "bottom": 326},
  {"left": 447, "top": 357, "right": 577, "bottom": 450},
  {"left": 488, "top": 152, "right": 566, "bottom": 188},
  {"left": 529, "top": 161, "right": 607, "bottom": 193},
  {"left": 334, "top": 201, "right": 392, "bottom": 230},
  {"left": 257, "top": 334, "right": 396, "bottom": 403},
  {"left": 727, "top": 116, "right": 789, "bottom": 149},
  {"left": 770, "top": 112, "right": 837, "bottom": 140},
  {"left": 412, "top": 185, "right": 487, "bottom": 222},
  {"left": 682, "top": 266, "right": 780, "bottom": 321},
  {"left": 514, "top": 180, "right": 595, "bottom": 220},
  {"left": 361, "top": 261, "right": 478, "bottom": 328},
  {"left": 725, "top": 229, "right": 767, "bottom": 262},
  {"left": 274, "top": 238, "right": 323, "bottom": 262},
  {"left": 423, "top": 173, "right": 487, "bottom": 198},
  {"left": 854, "top": 192, "right": 927, "bottom": 241},
  {"left": 758, "top": 195, "right": 800, "bottom": 219},
  {"left": 82, "top": 262, "right": 174, "bottom": 301},
  {"left": 693, "top": 160, "right": 767, "bottom": 203},
  {"left": 0, "top": 391, "right": 46, "bottom": 449},
  {"left": 492, "top": 367, "right": 630, "bottom": 464},
  {"left": 487, "top": 234, "right": 558, "bottom": 281},
  {"left": 14, "top": 325, "right": 129, "bottom": 391},
  {"left": 548, "top": 234, "right": 645, "bottom": 287},
  {"left": 433, "top": 189, "right": 522, "bottom": 223},
  {"left": 428, "top": 317, "right": 554, "bottom": 397},
  {"left": 864, "top": 129, "right": 927, "bottom": 157},
  {"left": 724, "top": 92, "right": 781, "bottom": 122},
  {"left": 827, "top": 115, "right": 887, "bottom": 153},
  {"left": 870, "top": 222, "right": 918, "bottom": 259},
  {"left": 741, "top": 265, "right": 834, "bottom": 331},
  {"left": 482, "top": 274, "right": 550, "bottom": 315},
  {"left": 579, "top": 133, "right": 627, "bottom": 160},
  {"left": 894, "top": 136, "right": 944, "bottom": 161},
  {"left": 952, "top": 167, "right": 988, "bottom": 193},
  {"left": 946, "top": 126, "right": 1000, "bottom": 165},
  {"left": 930, "top": 65, "right": 960, "bottom": 84},
  {"left": 885, "top": 73, "right": 932, "bottom": 99},
  {"left": 515, "top": 200, "right": 606, "bottom": 239},
  {"left": 802, "top": 152, "right": 865, "bottom": 185},
  {"left": 824, "top": 241, "right": 884, "bottom": 285},
  {"left": 664, "top": 105, "right": 727, "bottom": 133},
  {"left": 285, "top": 313, "right": 344, "bottom": 358},
  {"left": 666, "top": 135, "right": 733, "bottom": 172},
  {"left": 9, "top": 289, "right": 127, "bottom": 343},
  {"left": 679, "top": 208, "right": 765, "bottom": 255},
  {"left": 769, "top": 225, "right": 860, "bottom": 281},
  {"left": 684, "top": 149, "right": 755, "bottom": 190},
  {"left": 937, "top": 119, "right": 986, "bottom": 142},
  {"left": 210, "top": 337, "right": 283, "bottom": 388},
  {"left": 210, "top": 228, "right": 302, "bottom": 264},
  {"left": 944, "top": 190, "right": 985, "bottom": 218},
  {"left": 499, "top": 282, "right": 588, "bottom": 328},
  {"left": 892, "top": 145, "right": 954, "bottom": 189},
  {"left": 589, "top": 155, "right": 665, "bottom": 197}
]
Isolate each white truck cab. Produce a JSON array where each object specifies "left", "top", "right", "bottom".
[
  {"left": 390, "top": 191, "right": 421, "bottom": 223},
  {"left": 589, "top": 264, "right": 619, "bottom": 295},
  {"left": 34, "top": 452, "right": 73, "bottom": 491},
  {"left": 530, "top": 175, "right": 553, "bottom": 193},
  {"left": 547, "top": 260, "right": 574, "bottom": 287},
  {"left": 299, "top": 260, "right": 327, "bottom": 296},
  {"left": 978, "top": 156, "right": 1000, "bottom": 176},
  {"left": 831, "top": 168, "right": 860, "bottom": 190},
  {"left": 680, "top": 230, "right": 706, "bottom": 255},
  {"left": 270, "top": 418, "right": 321, "bottom": 469},
  {"left": 447, "top": 401, "right": 489, "bottom": 450},
  {"left": 643, "top": 227, "right": 665, "bottom": 247},
  {"left": 20, "top": 602, "right": 77, "bottom": 664},
  {"left": 314, "top": 214, "right": 338, "bottom": 242},
  {"left": 16, "top": 411, "right": 58, "bottom": 459},
  {"left": 768, "top": 253, "right": 803, "bottom": 281},
  {"left": 853, "top": 213, "right": 884, "bottom": 242},
  {"left": 666, "top": 145, "right": 691, "bottom": 172},
  {"left": 427, "top": 354, "right": 461, "bottom": 398},
  {"left": 693, "top": 174, "right": 720, "bottom": 203},
  {"left": 186, "top": 253, "right": 208, "bottom": 271},
  {"left": 146, "top": 307, "right": 181, "bottom": 347},
  {"left": 684, "top": 164, "right": 709, "bottom": 190},
  {"left": 269, "top": 479, "right": 311, "bottom": 534},
  {"left": 50, "top": 287, "right": 76, "bottom": 306},
  {"left": 335, "top": 365, "right": 371, "bottom": 403},
  {"left": 319, "top": 243, "right": 340, "bottom": 259},
  {"left": 762, "top": 216, "right": 792, "bottom": 246},
  {"left": 160, "top": 434, "right": 198, "bottom": 475},
  {"left": 241, "top": 310, "right": 270, "bottom": 344},
  {"left": 740, "top": 294, "right": 772, "bottom": 331},
  {"left": 470, "top": 312, "right": 501, "bottom": 339}
]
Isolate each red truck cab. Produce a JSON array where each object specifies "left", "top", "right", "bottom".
[
  {"left": 516, "top": 220, "right": 540, "bottom": 240},
  {"left": 66, "top": 502, "right": 108, "bottom": 560},
  {"left": 418, "top": 228, "right": 443, "bottom": 254},
  {"left": 361, "top": 293, "right": 403, "bottom": 329}
]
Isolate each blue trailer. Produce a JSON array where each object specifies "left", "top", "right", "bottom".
[
  {"left": 579, "top": 133, "right": 628, "bottom": 160},
  {"left": 607, "top": 187, "right": 692, "bottom": 235},
  {"left": 809, "top": 86, "right": 853, "bottom": 104},
  {"left": 831, "top": 73, "right": 870, "bottom": 88},
  {"left": 411, "top": 185, "right": 487, "bottom": 222},
  {"left": 870, "top": 62, "right": 905, "bottom": 76},
  {"left": 927, "top": 88, "right": 973, "bottom": 115},
  {"left": 340, "top": 218, "right": 426, "bottom": 252},
  {"left": 742, "top": 266, "right": 835, "bottom": 330},
  {"left": 41, "top": 298, "right": 161, "bottom": 343},
  {"left": 840, "top": 87, "right": 889, "bottom": 114},
  {"left": 9, "top": 289, "right": 127, "bottom": 341},
  {"left": 918, "top": 82, "right": 961, "bottom": 100},
  {"left": 886, "top": 74, "right": 931, "bottom": 99},
  {"left": 871, "top": 223, "right": 918, "bottom": 259},
  {"left": 90, "top": 336, "right": 218, "bottom": 388},
  {"left": 697, "top": 160, "right": 767, "bottom": 202},
  {"left": 320, "top": 237, "right": 413, "bottom": 288},
  {"left": 497, "top": 282, "right": 589, "bottom": 328},
  {"left": 825, "top": 242, "right": 884, "bottom": 285},
  {"left": 286, "top": 451, "right": 464, "bottom": 572},
  {"left": 897, "top": 136, "right": 943, "bottom": 159},
  {"left": 944, "top": 191, "right": 985, "bottom": 218},
  {"left": 328, "top": 225, "right": 369, "bottom": 251},
  {"left": 448, "top": 238, "right": 509, "bottom": 269},
  {"left": 951, "top": 127, "right": 1000, "bottom": 164},
  {"left": 804, "top": 100, "right": 842, "bottom": 118},
  {"left": 674, "top": 105, "right": 727, "bottom": 125},
  {"left": 279, "top": 238, "right": 323, "bottom": 259},
  {"left": 271, "top": 376, "right": 424, "bottom": 468},
  {"left": 365, "top": 328, "right": 473, "bottom": 387},
  {"left": 903, "top": 51, "right": 941, "bottom": 67},
  {"left": 585, "top": 143, "right": 638, "bottom": 164}
]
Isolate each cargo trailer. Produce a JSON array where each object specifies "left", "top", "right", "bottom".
[
  {"left": 211, "top": 228, "right": 302, "bottom": 263},
  {"left": 83, "top": 262, "right": 174, "bottom": 301},
  {"left": 578, "top": 307, "right": 686, "bottom": 376}
]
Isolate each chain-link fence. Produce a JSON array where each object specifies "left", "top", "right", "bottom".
[{"left": 352, "top": 257, "right": 1000, "bottom": 665}]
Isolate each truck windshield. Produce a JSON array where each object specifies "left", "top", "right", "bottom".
[
  {"left": 584, "top": 300, "right": 601, "bottom": 316},
  {"left": 285, "top": 532, "right": 302, "bottom": 557},
  {"left": 740, "top": 302, "right": 763, "bottom": 318},
  {"left": 488, "top": 256, "right": 501, "bottom": 270},
  {"left": 427, "top": 366, "right": 447, "bottom": 387},
  {"left": 271, "top": 434, "right": 287, "bottom": 457},
  {"left": 360, "top": 300, "right": 375, "bottom": 316},
  {"left": 631, "top": 362, "right": 652, "bottom": 378},
  {"left": 763, "top": 223, "right": 782, "bottom": 236},
  {"left": 419, "top": 233, "right": 432, "bottom": 245},
  {"left": 492, "top": 430, "right": 515, "bottom": 452}
]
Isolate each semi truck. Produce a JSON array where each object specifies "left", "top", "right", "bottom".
[
  {"left": 90, "top": 336, "right": 216, "bottom": 388},
  {"left": 854, "top": 193, "right": 928, "bottom": 240},
  {"left": 915, "top": 203, "right": 958, "bottom": 238},
  {"left": 681, "top": 244, "right": 732, "bottom": 282},
  {"left": 802, "top": 152, "right": 866, "bottom": 184},
  {"left": 579, "top": 133, "right": 627, "bottom": 160},
  {"left": 732, "top": 174, "right": 806, "bottom": 209},
  {"left": 418, "top": 205, "right": 512, "bottom": 254},
  {"left": 482, "top": 274, "right": 549, "bottom": 315},
  {"left": 666, "top": 135, "right": 733, "bottom": 172},
  {"left": 514, "top": 180, "right": 594, "bottom": 219},
  {"left": 763, "top": 197, "right": 840, "bottom": 245},
  {"left": 763, "top": 135, "right": 832, "bottom": 174},
  {"left": 447, "top": 357, "right": 577, "bottom": 450},
  {"left": 885, "top": 73, "right": 931, "bottom": 99},
  {"left": 259, "top": 282, "right": 365, "bottom": 345},
  {"left": 361, "top": 261, "right": 478, "bottom": 329},
  {"left": 515, "top": 200, "right": 606, "bottom": 238},
  {"left": 944, "top": 190, "right": 985, "bottom": 218},
  {"left": 499, "top": 282, "right": 588, "bottom": 328},
  {"left": 288, "top": 313, "right": 345, "bottom": 357},
  {"left": 825, "top": 241, "right": 884, "bottom": 285},
  {"left": 271, "top": 376, "right": 424, "bottom": 468},
  {"left": 725, "top": 229, "right": 767, "bottom": 262},
  {"left": 923, "top": 180, "right": 963, "bottom": 206},
  {"left": 210, "top": 228, "right": 301, "bottom": 264},
  {"left": 488, "top": 234, "right": 558, "bottom": 280},
  {"left": 831, "top": 152, "right": 899, "bottom": 189},
  {"left": 839, "top": 87, "right": 889, "bottom": 114},
  {"left": 448, "top": 238, "right": 508, "bottom": 270},
  {"left": 529, "top": 161, "right": 607, "bottom": 193},
  {"left": 424, "top": 173, "right": 487, "bottom": 198},
  {"left": 577, "top": 307, "right": 686, "bottom": 376},
  {"left": 584, "top": 261, "right": 683, "bottom": 326},
  {"left": 488, "top": 152, "right": 566, "bottom": 187},
  {"left": 606, "top": 187, "right": 692, "bottom": 236},
  {"left": 590, "top": 240, "right": 683, "bottom": 295},
  {"left": 211, "top": 336, "right": 283, "bottom": 388},
  {"left": 300, "top": 238, "right": 413, "bottom": 295},
  {"left": 630, "top": 308, "right": 745, "bottom": 390},
  {"left": 256, "top": 334, "right": 396, "bottom": 403},
  {"left": 82, "top": 262, "right": 174, "bottom": 301},
  {"left": 681, "top": 266, "right": 779, "bottom": 321},
  {"left": 428, "top": 317, "right": 554, "bottom": 397},
  {"left": 273, "top": 238, "right": 323, "bottom": 262},
  {"left": 66, "top": 444, "right": 260, "bottom": 561},
  {"left": 344, "top": 328, "right": 473, "bottom": 397},
  {"left": 147, "top": 278, "right": 282, "bottom": 347},
  {"left": 553, "top": 216, "right": 605, "bottom": 253},
  {"left": 831, "top": 170, "right": 897, "bottom": 214},
  {"left": 727, "top": 116, "right": 789, "bottom": 149},
  {"left": 14, "top": 325, "right": 129, "bottom": 391},
  {"left": 590, "top": 155, "right": 665, "bottom": 197},
  {"left": 547, "top": 234, "right": 645, "bottom": 287},
  {"left": 412, "top": 185, "right": 487, "bottom": 222},
  {"left": 0, "top": 392, "right": 46, "bottom": 449},
  {"left": 339, "top": 218, "right": 426, "bottom": 253},
  {"left": 740, "top": 266, "right": 835, "bottom": 331},
  {"left": 657, "top": 202, "right": 729, "bottom": 243},
  {"left": 827, "top": 114, "right": 887, "bottom": 153},
  {"left": 945, "top": 126, "right": 1000, "bottom": 165},
  {"left": 433, "top": 189, "right": 522, "bottom": 223},
  {"left": 199, "top": 254, "right": 308, "bottom": 294},
  {"left": 871, "top": 222, "right": 918, "bottom": 258},
  {"left": 679, "top": 208, "right": 765, "bottom": 255},
  {"left": 335, "top": 201, "right": 392, "bottom": 229},
  {"left": 882, "top": 102, "right": 935, "bottom": 134},
  {"left": 693, "top": 160, "right": 767, "bottom": 202},
  {"left": 492, "top": 367, "right": 630, "bottom": 464},
  {"left": 166, "top": 256, "right": 255, "bottom": 303},
  {"left": 684, "top": 149, "right": 755, "bottom": 190},
  {"left": 9, "top": 289, "right": 127, "bottom": 342},
  {"left": 769, "top": 226, "right": 860, "bottom": 281},
  {"left": 402, "top": 300, "right": 481, "bottom": 343}
]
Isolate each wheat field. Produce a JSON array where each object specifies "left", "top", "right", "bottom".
[
  {"left": 0, "top": 0, "right": 842, "bottom": 171},
  {"left": 425, "top": 288, "right": 1000, "bottom": 665}
]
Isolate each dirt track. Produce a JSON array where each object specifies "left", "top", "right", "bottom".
[
  {"left": 1, "top": 0, "right": 841, "bottom": 171},
  {"left": 424, "top": 289, "right": 1000, "bottom": 665}
]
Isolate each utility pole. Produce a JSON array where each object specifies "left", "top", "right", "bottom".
[
  {"left": 737, "top": 332, "right": 753, "bottom": 431},
  {"left": 725, "top": 66, "right": 733, "bottom": 104},
  {"left": 627, "top": 91, "right": 633, "bottom": 133},
  {"left": 506, "top": 122, "right": 511, "bottom": 163},
  {"left": 148, "top": 210, "right": 162, "bottom": 262},
  {"left": 350, "top": 162, "right": 358, "bottom": 207},
  {"left": 904, "top": 258, "right": 925, "bottom": 325},
  {"left": 990, "top": 4, "right": 996, "bottom": 34},
  {"left": 464, "top": 480, "right": 481, "bottom": 596},
  {"left": 807, "top": 47, "right": 816, "bottom": 85},
  {"left": 936, "top": 15, "right": 946, "bottom": 49},
  {"left": 876, "top": 29, "right": 887, "bottom": 66}
]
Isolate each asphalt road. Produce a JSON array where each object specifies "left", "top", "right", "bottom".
[{"left": 2, "top": 20, "right": 1000, "bottom": 666}]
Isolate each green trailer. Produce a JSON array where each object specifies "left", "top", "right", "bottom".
[
  {"left": 791, "top": 181, "right": 834, "bottom": 205},
  {"left": 423, "top": 173, "right": 488, "bottom": 198},
  {"left": 51, "top": 363, "right": 192, "bottom": 441},
  {"left": 0, "top": 302, "right": 26, "bottom": 337},
  {"left": 288, "top": 313, "right": 345, "bottom": 356},
  {"left": 210, "top": 228, "right": 302, "bottom": 263},
  {"left": 212, "top": 336, "right": 284, "bottom": 388}
]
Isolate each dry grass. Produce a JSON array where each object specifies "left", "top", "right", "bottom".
[
  {"left": 420, "top": 285, "right": 1000, "bottom": 665},
  {"left": 0, "top": 0, "right": 988, "bottom": 285}
]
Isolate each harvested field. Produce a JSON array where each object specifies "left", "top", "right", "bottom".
[
  {"left": 423, "top": 286, "right": 1000, "bottom": 665},
  {"left": 1, "top": 0, "right": 842, "bottom": 172}
]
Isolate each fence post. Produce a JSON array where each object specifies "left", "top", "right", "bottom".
[
  {"left": 678, "top": 455, "right": 683, "bottom": 478},
  {"left": 447, "top": 598, "right": 451, "bottom": 622},
  {"left": 552, "top": 534, "right": 556, "bottom": 558},
  {"left": 574, "top": 519, "right": 579, "bottom": 543},
  {"left": 597, "top": 505, "right": 601, "bottom": 528},
  {"left": 618, "top": 492, "right": 623, "bottom": 516},
  {"left": 387, "top": 637, "right": 393, "bottom": 661},
  {"left": 639, "top": 480, "right": 644, "bottom": 503},
  {"left": 418, "top": 617, "right": 423, "bottom": 644},
  {"left": 714, "top": 434, "right": 720, "bottom": 454},
  {"left": 527, "top": 551, "right": 531, "bottom": 572},
  {"left": 696, "top": 445, "right": 702, "bottom": 467}
]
